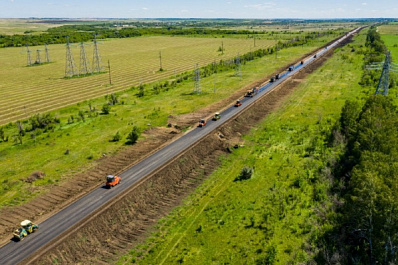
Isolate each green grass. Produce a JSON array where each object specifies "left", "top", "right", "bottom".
[
  {"left": 0, "top": 34, "right": 343, "bottom": 207},
  {"left": 381, "top": 34, "right": 398, "bottom": 63},
  {"left": 117, "top": 31, "right": 368, "bottom": 265}
]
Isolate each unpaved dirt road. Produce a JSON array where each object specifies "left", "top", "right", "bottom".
[{"left": 0, "top": 27, "right": 362, "bottom": 265}]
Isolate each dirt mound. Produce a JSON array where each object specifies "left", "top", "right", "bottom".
[
  {"left": 25, "top": 36, "right": 353, "bottom": 264},
  {"left": 25, "top": 171, "right": 46, "bottom": 183}
]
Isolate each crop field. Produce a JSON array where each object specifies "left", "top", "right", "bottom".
[
  {"left": 0, "top": 33, "right": 340, "bottom": 208},
  {"left": 119, "top": 31, "right": 367, "bottom": 265},
  {"left": 0, "top": 19, "right": 62, "bottom": 35},
  {"left": 0, "top": 36, "right": 278, "bottom": 125},
  {"left": 378, "top": 24, "right": 398, "bottom": 35}
]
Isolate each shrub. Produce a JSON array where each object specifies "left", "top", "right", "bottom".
[
  {"left": 101, "top": 104, "right": 111, "bottom": 114},
  {"left": 111, "top": 131, "right": 121, "bottom": 142},
  {"left": 126, "top": 126, "right": 140, "bottom": 145},
  {"left": 234, "top": 166, "right": 253, "bottom": 181}
]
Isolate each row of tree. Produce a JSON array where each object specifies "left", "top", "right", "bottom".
[
  {"left": 0, "top": 22, "right": 340, "bottom": 48},
  {"left": 318, "top": 26, "right": 398, "bottom": 264}
]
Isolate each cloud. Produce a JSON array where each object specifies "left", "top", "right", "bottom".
[
  {"left": 244, "top": 2, "right": 276, "bottom": 10},
  {"left": 362, "top": 2, "right": 367, "bottom": 5},
  {"left": 142, "top": 7, "right": 148, "bottom": 10}
]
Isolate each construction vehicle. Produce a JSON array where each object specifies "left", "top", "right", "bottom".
[
  {"left": 21, "top": 220, "right": 38, "bottom": 234},
  {"left": 301, "top": 61, "right": 304, "bottom": 65},
  {"left": 314, "top": 54, "right": 317, "bottom": 58},
  {"left": 198, "top": 119, "right": 207, "bottom": 127},
  {"left": 270, "top": 77, "right": 275, "bottom": 82},
  {"left": 275, "top": 73, "right": 280, "bottom": 79},
  {"left": 13, "top": 228, "right": 27, "bottom": 241},
  {"left": 13, "top": 220, "right": 38, "bottom": 241},
  {"left": 212, "top": 113, "right": 221, "bottom": 121},
  {"left": 106, "top": 175, "right": 121, "bottom": 188},
  {"left": 288, "top": 66, "right": 294, "bottom": 71},
  {"left": 234, "top": 100, "right": 242, "bottom": 107},
  {"left": 245, "top": 88, "right": 258, "bottom": 97}
]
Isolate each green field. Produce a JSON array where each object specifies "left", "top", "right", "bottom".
[
  {"left": 117, "top": 31, "right": 368, "bottom": 264},
  {"left": 0, "top": 36, "right": 277, "bottom": 125},
  {"left": 0, "top": 32, "right": 341, "bottom": 207},
  {"left": 379, "top": 25, "right": 398, "bottom": 63}
]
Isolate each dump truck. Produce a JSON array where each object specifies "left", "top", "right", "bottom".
[
  {"left": 198, "top": 119, "right": 207, "bottom": 127},
  {"left": 234, "top": 100, "right": 242, "bottom": 107},
  {"left": 106, "top": 175, "right": 121, "bottom": 188},
  {"left": 212, "top": 113, "right": 221, "bottom": 121},
  {"left": 245, "top": 88, "right": 258, "bottom": 97}
]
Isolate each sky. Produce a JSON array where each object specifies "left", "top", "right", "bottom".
[{"left": 0, "top": 0, "right": 397, "bottom": 19}]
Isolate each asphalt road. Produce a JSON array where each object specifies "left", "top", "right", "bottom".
[{"left": 0, "top": 27, "right": 362, "bottom": 265}]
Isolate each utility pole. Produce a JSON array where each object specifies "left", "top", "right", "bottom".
[
  {"left": 214, "top": 72, "right": 217, "bottom": 93},
  {"left": 92, "top": 35, "right": 103, "bottom": 73},
  {"left": 65, "top": 36, "right": 77, "bottom": 77},
  {"left": 367, "top": 51, "right": 398, "bottom": 96},
  {"left": 194, "top": 63, "right": 201, "bottom": 93},
  {"left": 79, "top": 42, "right": 91, "bottom": 75},
  {"left": 108, "top": 59, "right": 112, "bottom": 85},
  {"left": 221, "top": 41, "right": 224, "bottom": 55},
  {"left": 26, "top": 45, "right": 32, "bottom": 66},
  {"left": 159, "top": 51, "right": 163, "bottom": 71},
  {"left": 235, "top": 53, "right": 242, "bottom": 80},
  {"left": 35, "top": 49, "right": 41, "bottom": 64},
  {"left": 44, "top": 43, "right": 50, "bottom": 63}
]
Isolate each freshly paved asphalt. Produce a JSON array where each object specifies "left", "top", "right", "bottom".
[{"left": 0, "top": 27, "right": 362, "bottom": 265}]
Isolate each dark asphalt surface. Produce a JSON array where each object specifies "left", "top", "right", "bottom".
[{"left": 0, "top": 27, "right": 361, "bottom": 265}]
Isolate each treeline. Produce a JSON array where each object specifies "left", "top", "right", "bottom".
[
  {"left": 317, "top": 27, "right": 398, "bottom": 264},
  {"left": 0, "top": 22, "right": 339, "bottom": 48},
  {"left": 1, "top": 25, "right": 262, "bottom": 48},
  {"left": 319, "top": 95, "right": 398, "bottom": 264}
]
